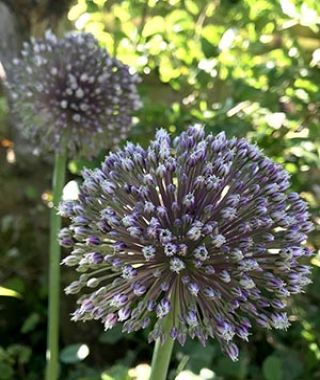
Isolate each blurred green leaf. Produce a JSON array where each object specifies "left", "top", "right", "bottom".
[
  {"left": 99, "top": 324, "right": 123, "bottom": 344},
  {"left": 21, "top": 313, "right": 40, "bottom": 333},
  {"left": 0, "top": 362, "right": 14, "bottom": 380},
  {"left": 179, "top": 341, "right": 216, "bottom": 373},
  {"left": 7, "top": 345, "right": 31, "bottom": 365},
  {"left": 262, "top": 356, "right": 283, "bottom": 380},
  {"left": 60, "top": 344, "right": 90, "bottom": 364},
  {"left": 143, "top": 16, "right": 166, "bottom": 37},
  {"left": 216, "top": 351, "right": 248, "bottom": 379},
  {"left": 281, "top": 351, "right": 303, "bottom": 380},
  {"left": 101, "top": 364, "right": 130, "bottom": 380}
]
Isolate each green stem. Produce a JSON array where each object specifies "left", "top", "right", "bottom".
[
  {"left": 45, "top": 148, "right": 67, "bottom": 380},
  {"left": 149, "top": 318, "right": 174, "bottom": 380},
  {"left": 149, "top": 338, "right": 174, "bottom": 380}
]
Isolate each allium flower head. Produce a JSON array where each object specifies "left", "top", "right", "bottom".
[
  {"left": 61, "top": 127, "right": 313, "bottom": 360},
  {"left": 7, "top": 31, "right": 141, "bottom": 157}
]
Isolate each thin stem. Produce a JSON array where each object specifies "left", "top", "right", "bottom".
[
  {"left": 149, "top": 338, "right": 174, "bottom": 380},
  {"left": 149, "top": 316, "right": 174, "bottom": 380},
  {"left": 45, "top": 148, "right": 67, "bottom": 380}
]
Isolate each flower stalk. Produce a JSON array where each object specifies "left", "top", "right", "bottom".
[
  {"left": 150, "top": 315, "right": 175, "bottom": 380},
  {"left": 46, "top": 148, "right": 67, "bottom": 380},
  {"left": 150, "top": 337, "right": 174, "bottom": 380}
]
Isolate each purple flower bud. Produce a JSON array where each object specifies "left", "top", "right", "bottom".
[
  {"left": 170, "top": 257, "right": 185, "bottom": 273},
  {"left": 92, "top": 252, "right": 103, "bottom": 264},
  {"left": 58, "top": 201, "right": 75, "bottom": 218},
  {"left": 118, "top": 307, "right": 131, "bottom": 321},
  {"left": 170, "top": 327, "right": 178, "bottom": 340},
  {"left": 216, "top": 319, "right": 235, "bottom": 341},
  {"left": 187, "top": 222, "right": 203, "bottom": 241},
  {"left": 159, "top": 229, "right": 173, "bottom": 243},
  {"left": 256, "top": 313, "right": 271, "bottom": 328},
  {"left": 188, "top": 282, "right": 200, "bottom": 296},
  {"left": 236, "top": 324, "right": 250, "bottom": 341},
  {"left": 132, "top": 282, "right": 146, "bottom": 296},
  {"left": 110, "top": 294, "right": 128, "bottom": 308},
  {"left": 271, "top": 313, "right": 290, "bottom": 330},
  {"left": 193, "top": 245, "right": 208, "bottom": 261},
  {"left": 122, "top": 265, "right": 138, "bottom": 279},
  {"left": 104, "top": 313, "right": 118, "bottom": 330},
  {"left": 147, "top": 300, "right": 156, "bottom": 311},
  {"left": 164, "top": 243, "right": 177, "bottom": 257},
  {"left": 203, "top": 287, "right": 220, "bottom": 299},
  {"left": 224, "top": 343, "right": 239, "bottom": 362},
  {"left": 186, "top": 311, "right": 198, "bottom": 328},
  {"left": 113, "top": 241, "right": 127, "bottom": 252},
  {"left": 156, "top": 299, "right": 171, "bottom": 318},
  {"left": 86, "top": 236, "right": 101, "bottom": 246},
  {"left": 143, "top": 245, "right": 156, "bottom": 261}
]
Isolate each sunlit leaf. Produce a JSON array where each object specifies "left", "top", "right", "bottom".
[
  {"left": 0, "top": 286, "right": 21, "bottom": 298},
  {"left": 60, "top": 344, "right": 90, "bottom": 364}
]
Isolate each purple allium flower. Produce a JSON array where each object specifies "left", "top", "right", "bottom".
[
  {"left": 7, "top": 31, "right": 141, "bottom": 157},
  {"left": 61, "top": 126, "right": 313, "bottom": 361}
]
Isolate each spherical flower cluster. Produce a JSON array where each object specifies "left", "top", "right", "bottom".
[
  {"left": 7, "top": 30, "right": 141, "bottom": 157},
  {"left": 60, "top": 126, "right": 313, "bottom": 360}
]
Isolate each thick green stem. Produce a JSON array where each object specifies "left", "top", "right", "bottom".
[
  {"left": 45, "top": 149, "right": 67, "bottom": 380},
  {"left": 149, "top": 337, "right": 174, "bottom": 380}
]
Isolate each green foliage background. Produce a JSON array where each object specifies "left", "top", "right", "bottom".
[{"left": 0, "top": 0, "right": 319, "bottom": 379}]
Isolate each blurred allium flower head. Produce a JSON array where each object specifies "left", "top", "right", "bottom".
[
  {"left": 61, "top": 126, "right": 313, "bottom": 360},
  {"left": 7, "top": 31, "right": 141, "bottom": 157}
]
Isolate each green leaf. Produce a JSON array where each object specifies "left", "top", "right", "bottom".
[
  {"left": 1, "top": 215, "right": 14, "bottom": 233},
  {"left": 108, "top": 364, "right": 130, "bottom": 380},
  {"left": 185, "top": 0, "right": 200, "bottom": 15},
  {"left": 7, "top": 345, "right": 31, "bottom": 365},
  {"left": 201, "top": 37, "right": 218, "bottom": 58},
  {"left": 21, "top": 313, "right": 40, "bottom": 334},
  {"left": 101, "top": 374, "right": 114, "bottom": 380},
  {"left": 0, "top": 362, "right": 14, "bottom": 380},
  {"left": 262, "top": 356, "right": 283, "bottom": 380},
  {"left": 99, "top": 324, "right": 123, "bottom": 344},
  {"left": 180, "top": 341, "right": 216, "bottom": 373},
  {"left": 101, "top": 365, "right": 130, "bottom": 380},
  {"left": 2, "top": 277, "right": 25, "bottom": 294},
  {"left": 216, "top": 351, "right": 249, "bottom": 379},
  {"left": 0, "top": 286, "right": 21, "bottom": 298},
  {"left": 68, "top": 158, "right": 96, "bottom": 175},
  {"left": 143, "top": 16, "right": 166, "bottom": 37},
  {"left": 60, "top": 344, "right": 90, "bottom": 364},
  {"left": 277, "top": 350, "right": 303, "bottom": 380}
]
